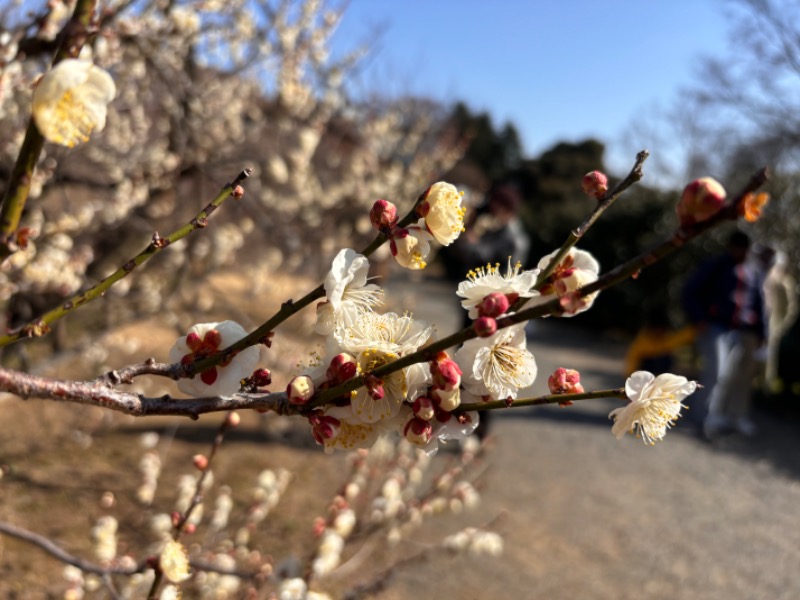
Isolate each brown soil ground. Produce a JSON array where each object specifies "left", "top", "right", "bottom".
[{"left": 2, "top": 274, "right": 800, "bottom": 599}]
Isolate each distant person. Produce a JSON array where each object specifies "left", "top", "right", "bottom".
[
  {"left": 624, "top": 308, "right": 695, "bottom": 377},
  {"left": 441, "top": 183, "right": 530, "bottom": 286},
  {"left": 763, "top": 251, "right": 798, "bottom": 395},
  {"left": 683, "top": 231, "right": 766, "bottom": 438}
]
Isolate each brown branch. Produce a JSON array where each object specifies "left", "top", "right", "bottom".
[
  {"left": 0, "top": 521, "right": 143, "bottom": 576},
  {"left": 0, "top": 366, "right": 294, "bottom": 419}
]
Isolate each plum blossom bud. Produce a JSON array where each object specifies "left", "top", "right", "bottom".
[
  {"left": 389, "top": 224, "right": 432, "bottom": 270},
  {"left": 477, "top": 292, "right": 511, "bottom": 318},
  {"left": 32, "top": 59, "right": 116, "bottom": 147},
  {"left": 677, "top": 177, "right": 726, "bottom": 227},
  {"left": 232, "top": 185, "right": 245, "bottom": 199},
  {"left": 404, "top": 417, "right": 433, "bottom": 446},
  {"left": 432, "top": 355, "right": 462, "bottom": 391},
  {"left": 582, "top": 171, "right": 609, "bottom": 199},
  {"left": 370, "top": 199, "right": 398, "bottom": 229},
  {"left": 287, "top": 375, "right": 315, "bottom": 405},
  {"left": 473, "top": 316, "right": 497, "bottom": 338},
  {"left": 226, "top": 411, "right": 241, "bottom": 427},
  {"left": 310, "top": 414, "right": 341, "bottom": 445},
  {"left": 327, "top": 353, "right": 357, "bottom": 384},
  {"left": 192, "top": 454, "right": 209, "bottom": 471},
  {"left": 251, "top": 368, "right": 272, "bottom": 387},
  {"left": 413, "top": 396, "right": 436, "bottom": 421},
  {"left": 548, "top": 368, "right": 585, "bottom": 395},
  {"left": 432, "top": 386, "right": 461, "bottom": 412}
]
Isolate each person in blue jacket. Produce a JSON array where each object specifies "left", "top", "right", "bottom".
[{"left": 683, "top": 231, "right": 766, "bottom": 438}]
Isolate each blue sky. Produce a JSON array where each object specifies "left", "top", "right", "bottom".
[{"left": 333, "top": 0, "right": 734, "bottom": 181}]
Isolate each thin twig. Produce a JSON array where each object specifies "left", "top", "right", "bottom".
[
  {"left": 0, "top": 168, "right": 253, "bottom": 347},
  {"left": 0, "top": 521, "right": 143, "bottom": 576},
  {"left": 452, "top": 388, "right": 627, "bottom": 412},
  {"left": 534, "top": 150, "right": 649, "bottom": 289}
]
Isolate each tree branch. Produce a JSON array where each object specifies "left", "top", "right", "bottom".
[{"left": 0, "top": 168, "right": 253, "bottom": 348}]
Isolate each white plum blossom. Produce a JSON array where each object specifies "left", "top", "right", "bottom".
[
  {"left": 457, "top": 258, "right": 540, "bottom": 319},
  {"left": 159, "top": 539, "right": 191, "bottom": 583},
  {"left": 525, "top": 247, "right": 600, "bottom": 316},
  {"left": 168, "top": 320, "right": 260, "bottom": 397},
  {"left": 421, "top": 181, "right": 467, "bottom": 245},
  {"left": 609, "top": 371, "right": 698, "bottom": 444},
  {"left": 390, "top": 221, "right": 433, "bottom": 270},
  {"left": 32, "top": 59, "right": 116, "bottom": 147},
  {"left": 332, "top": 312, "right": 432, "bottom": 424},
  {"left": 315, "top": 248, "right": 383, "bottom": 335},
  {"left": 455, "top": 323, "right": 537, "bottom": 400}
]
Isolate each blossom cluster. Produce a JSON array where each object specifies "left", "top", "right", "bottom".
[{"left": 167, "top": 169, "right": 705, "bottom": 450}]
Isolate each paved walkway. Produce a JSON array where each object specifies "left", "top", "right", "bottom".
[{"left": 384, "top": 277, "right": 800, "bottom": 600}]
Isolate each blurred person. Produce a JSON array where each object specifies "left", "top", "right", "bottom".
[
  {"left": 763, "top": 251, "right": 799, "bottom": 394},
  {"left": 624, "top": 307, "right": 695, "bottom": 377},
  {"left": 683, "top": 231, "right": 766, "bottom": 439}
]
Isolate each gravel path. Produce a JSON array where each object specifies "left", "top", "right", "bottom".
[{"left": 383, "top": 278, "right": 800, "bottom": 600}]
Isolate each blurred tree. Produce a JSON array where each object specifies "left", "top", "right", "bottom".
[
  {"left": 447, "top": 102, "right": 523, "bottom": 187},
  {"left": 679, "top": 0, "right": 800, "bottom": 277}
]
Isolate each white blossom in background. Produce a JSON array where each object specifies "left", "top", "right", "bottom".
[
  {"left": 168, "top": 320, "right": 260, "bottom": 397},
  {"left": 443, "top": 528, "right": 503, "bottom": 557},
  {"left": 32, "top": 59, "right": 116, "bottom": 147},
  {"left": 209, "top": 486, "right": 233, "bottom": 531},
  {"left": 609, "top": 371, "right": 697, "bottom": 444},
  {"left": 315, "top": 248, "right": 383, "bottom": 335},
  {"left": 312, "top": 529, "right": 345, "bottom": 577},
  {"left": 419, "top": 181, "right": 467, "bottom": 245},
  {"left": 526, "top": 247, "right": 600, "bottom": 316},
  {"left": 159, "top": 585, "right": 181, "bottom": 600},
  {"left": 279, "top": 578, "right": 308, "bottom": 600},
  {"left": 160, "top": 539, "right": 191, "bottom": 583},
  {"left": 136, "top": 450, "right": 162, "bottom": 505},
  {"left": 457, "top": 258, "right": 540, "bottom": 319},
  {"left": 248, "top": 468, "right": 292, "bottom": 523},
  {"left": 455, "top": 323, "right": 537, "bottom": 400},
  {"left": 90, "top": 516, "right": 118, "bottom": 563}
]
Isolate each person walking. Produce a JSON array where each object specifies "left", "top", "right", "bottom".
[{"left": 683, "top": 231, "right": 766, "bottom": 438}]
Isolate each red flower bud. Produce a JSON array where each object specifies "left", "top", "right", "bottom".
[
  {"left": 413, "top": 396, "right": 436, "bottom": 421},
  {"left": 251, "top": 368, "right": 272, "bottom": 387},
  {"left": 473, "top": 316, "right": 497, "bottom": 338},
  {"left": 326, "top": 353, "right": 357, "bottom": 384},
  {"left": 676, "top": 177, "right": 726, "bottom": 227},
  {"left": 547, "top": 367, "right": 584, "bottom": 395},
  {"left": 477, "top": 292, "right": 511, "bottom": 318},
  {"left": 582, "top": 171, "right": 609, "bottom": 199},
  {"left": 404, "top": 416, "right": 433, "bottom": 445},
  {"left": 370, "top": 199, "right": 399, "bottom": 229},
  {"left": 192, "top": 454, "right": 209, "bottom": 471},
  {"left": 431, "top": 356, "right": 462, "bottom": 390}
]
